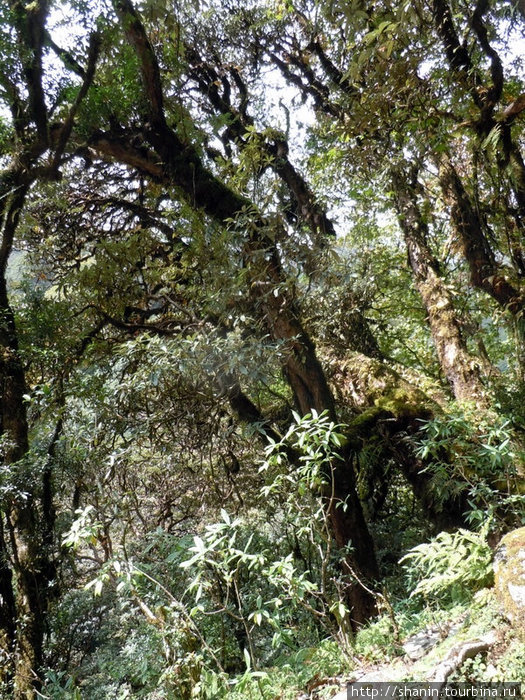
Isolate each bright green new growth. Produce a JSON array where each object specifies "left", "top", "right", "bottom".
[{"left": 401, "top": 525, "right": 494, "bottom": 602}]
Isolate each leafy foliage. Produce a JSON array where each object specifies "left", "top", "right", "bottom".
[
  {"left": 416, "top": 407, "right": 525, "bottom": 527},
  {"left": 400, "top": 525, "right": 494, "bottom": 602},
  {"left": 0, "top": 0, "right": 525, "bottom": 697}
]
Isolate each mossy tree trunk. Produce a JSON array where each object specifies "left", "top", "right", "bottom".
[
  {"left": 438, "top": 155, "right": 523, "bottom": 317},
  {"left": 392, "top": 166, "right": 488, "bottom": 403},
  {"left": 0, "top": 0, "right": 97, "bottom": 687},
  {"left": 332, "top": 353, "right": 470, "bottom": 530}
]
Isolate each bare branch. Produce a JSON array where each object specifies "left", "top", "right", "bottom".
[
  {"left": 43, "top": 29, "right": 86, "bottom": 78},
  {"left": 112, "top": 0, "right": 166, "bottom": 126},
  {"left": 50, "top": 31, "right": 101, "bottom": 172},
  {"left": 10, "top": 0, "right": 50, "bottom": 142},
  {"left": 471, "top": 0, "right": 504, "bottom": 106}
]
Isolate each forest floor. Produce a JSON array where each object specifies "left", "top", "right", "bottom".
[{"left": 289, "top": 592, "right": 524, "bottom": 700}]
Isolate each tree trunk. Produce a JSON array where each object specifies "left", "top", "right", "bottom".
[
  {"left": 392, "top": 167, "right": 488, "bottom": 403},
  {"left": 0, "top": 316, "right": 47, "bottom": 697},
  {"left": 0, "top": 517, "right": 16, "bottom": 687},
  {"left": 0, "top": 179, "right": 49, "bottom": 698},
  {"left": 332, "top": 352, "right": 470, "bottom": 530},
  {"left": 438, "top": 155, "right": 523, "bottom": 316}
]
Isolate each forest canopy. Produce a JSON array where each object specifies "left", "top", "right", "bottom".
[{"left": 0, "top": 0, "right": 524, "bottom": 697}]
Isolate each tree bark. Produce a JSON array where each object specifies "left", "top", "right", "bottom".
[
  {"left": 331, "top": 352, "right": 470, "bottom": 530},
  {"left": 392, "top": 167, "right": 488, "bottom": 402},
  {"left": 0, "top": 173, "right": 53, "bottom": 698},
  {"left": 0, "top": 3, "right": 98, "bottom": 695},
  {"left": 0, "top": 182, "right": 41, "bottom": 698},
  {"left": 438, "top": 155, "right": 523, "bottom": 316},
  {"left": 0, "top": 516, "right": 16, "bottom": 687}
]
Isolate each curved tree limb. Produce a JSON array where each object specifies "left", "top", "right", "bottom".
[{"left": 50, "top": 30, "right": 101, "bottom": 172}]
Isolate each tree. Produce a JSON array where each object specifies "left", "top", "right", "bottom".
[
  {"left": 0, "top": 1, "right": 99, "bottom": 694},
  {"left": 0, "top": 0, "right": 524, "bottom": 695}
]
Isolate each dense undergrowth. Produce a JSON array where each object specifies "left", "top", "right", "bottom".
[
  {"left": 35, "top": 412, "right": 525, "bottom": 700},
  {"left": 40, "top": 529, "right": 525, "bottom": 699}
]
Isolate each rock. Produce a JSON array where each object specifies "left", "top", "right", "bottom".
[
  {"left": 484, "top": 663, "right": 499, "bottom": 680},
  {"left": 494, "top": 527, "right": 525, "bottom": 639},
  {"left": 402, "top": 626, "right": 442, "bottom": 660},
  {"left": 328, "top": 664, "right": 408, "bottom": 700},
  {"left": 355, "top": 669, "right": 399, "bottom": 683},
  {"left": 330, "top": 692, "right": 348, "bottom": 700}
]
